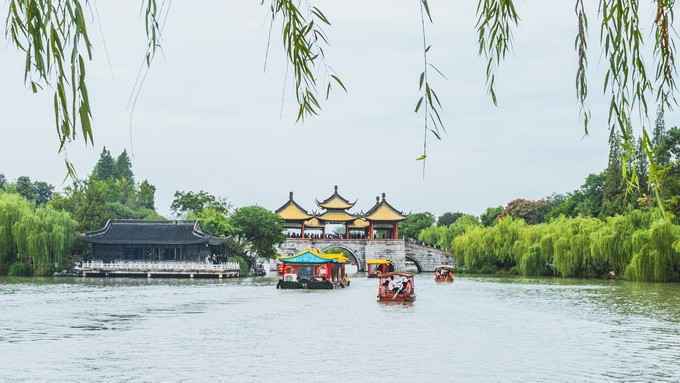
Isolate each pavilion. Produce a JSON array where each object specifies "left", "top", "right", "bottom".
[{"left": 275, "top": 186, "right": 406, "bottom": 240}]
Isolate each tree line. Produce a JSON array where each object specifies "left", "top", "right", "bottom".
[
  {"left": 0, "top": 148, "right": 285, "bottom": 277},
  {"left": 405, "top": 115, "right": 680, "bottom": 282}
]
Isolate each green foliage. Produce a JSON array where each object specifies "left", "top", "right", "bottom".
[
  {"left": 50, "top": 149, "right": 163, "bottom": 231},
  {"left": 399, "top": 212, "right": 435, "bottom": 239},
  {"left": 0, "top": 193, "right": 31, "bottom": 273},
  {"left": 419, "top": 214, "right": 480, "bottom": 251},
  {"left": 92, "top": 147, "right": 116, "bottom": 180},
  {"left": 15, "top": 176, "right": 35, "bottom": 201},
  {"left": 2, "top": 176, "right": 55, "bottom": 205},
  {"left": 188, "top": 208, "right": 235, "bottom": 237},
  {"left": 137, "top": 180, "right": 156, "bottom": 210},
  {"left": 171, "top": 191, "right": 229, "bottom": 217},
  {"left": 0, "top": 192, "right": 77, "bottom": 276},
  {"left": 452, "top": 209, "right": 680, "bottom": 282},
  {"left": 114, "top": 150, "right": 134, "bottom": 182},
  {"left": 502, "top": 198, "right": 549, "bottom": 225},
  {"left": 480, "top": 206, "right": 503, "bottom": 226},
  {"left": 0, "top": 174, "right": 6, "bottom": 190},
  {"left": 625, "top": 219, "right": 680, "bottom": 282},
  {"left": 8, "top": 262, "right": 32, "bottom": 277},
  {"left": 437, "top": 212, "right": 463, "bottom": 227},
  {"left": 230, "top": 206, "right": 284, "bottom": 259}
]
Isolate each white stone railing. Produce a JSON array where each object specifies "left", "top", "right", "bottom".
[{"left": 79, "top": 261, "right": 240, "bottom": 273}]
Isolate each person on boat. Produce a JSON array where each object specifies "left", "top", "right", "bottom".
[
  {"left": 391, "top": 277, "right": 407, "bottom": 299},
  {"left": 383, "top": 276, "right": 393, "bottom": 290},
  {"left": 391, "top": 277, "right": 403, "bottom": 294}
]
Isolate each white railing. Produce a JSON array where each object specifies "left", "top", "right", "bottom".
[{"left": 79, "top": 261, "right": 240, "bottom": 273}]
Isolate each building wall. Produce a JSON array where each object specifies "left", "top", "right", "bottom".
[{"left": 90, "top": 244, "right": 210, "bottom": 263}]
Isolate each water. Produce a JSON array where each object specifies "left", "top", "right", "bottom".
[{"left": 2, "top": 275, "right": 680, "bottom": 382}]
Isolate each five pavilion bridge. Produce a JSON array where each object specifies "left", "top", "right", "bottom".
[
  {"left": 278, "top": 238, "right": 451, "bottom": 272},
  {"left": 276, "top": 186, "right": 452, "bottom": 272}
]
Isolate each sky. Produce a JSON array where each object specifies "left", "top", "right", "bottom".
[{"left": 0, "top": 1, "right": 673, "bottom": 218}]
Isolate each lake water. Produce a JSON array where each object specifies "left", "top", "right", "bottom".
[{"left": 2, "top": 274, "right": 680, "bottom": 382}]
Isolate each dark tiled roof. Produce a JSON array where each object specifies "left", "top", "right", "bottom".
[{"left": 83, "top": 220, "right": 212, "bottom": 245}]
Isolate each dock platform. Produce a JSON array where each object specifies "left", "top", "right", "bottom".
[{"left": 77, "top": 261, "right": 241, "bottom": 278}]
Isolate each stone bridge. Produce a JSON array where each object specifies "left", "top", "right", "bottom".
[{"left": 278, "top": 239, "right": 452, "bottom": 272}]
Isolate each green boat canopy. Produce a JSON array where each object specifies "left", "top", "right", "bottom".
[{"left": 279, "top": 249, "right": 345, "bottom": 264}]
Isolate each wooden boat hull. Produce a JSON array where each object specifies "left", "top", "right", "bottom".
[
  {"left": 434, "top": 276, "right": 454, "bottom": 283},
  {"left": 377, "top": 294, "right": 416, "bottom": 302},
  {"left": 277, "top": 279, "right": 347, "bottom": 290}
]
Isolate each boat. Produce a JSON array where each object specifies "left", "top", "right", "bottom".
[
  {"left": 377, "top": 272, "right": 416, "bottom": 302},
  {"left": 276, "top": 248, "right": 350, "bottom": 289},
  {"left": 434, "top": 265, "right": 455, "bottom": 283},
  {"left": 366, "top": 258, "right": 393, "bottom": 278}
]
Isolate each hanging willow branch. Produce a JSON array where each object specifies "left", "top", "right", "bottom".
[
  {"left": 575, "top": 0, "right": 590, "bottom": 134},
  {"left": 6, "top": 0, "right": 94, "bottom": 151},
  {"left": 263, "top": 0, "right": 346, "bottom": 122},
  {"left": 415, "top": 0, "right": 446, "bottom": 173},
  {"left": 5, "top": 0, "right": 162, "bottom": 176},
  {"left": 598, "top": 0, "right": 665, "bottom": 212},
  {"left": 475, "top": 0, "right": 519, "bottom": 105}
]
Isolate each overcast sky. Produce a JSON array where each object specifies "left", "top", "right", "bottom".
[{"left": 0, "top": 1, "right": 674, "bottom": 218}]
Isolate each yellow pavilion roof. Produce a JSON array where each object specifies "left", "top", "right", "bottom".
[
  {"left": 275, "top": 192, "right": 311, "bottom": 221},
  {"left": 316, "top": 185, "right": 356, "bottom": 210},
  {"left": 348, "top": 218, "right": 370, "bottom": 229},
  {"left": 318, "top": 210, "right": 356, "bottom": 222},
  {"left": 303, "top": 217, "right": 324, "bottom": 228},
  {"left": 364, "top": 194, "right": 406, "bottom": 222}
]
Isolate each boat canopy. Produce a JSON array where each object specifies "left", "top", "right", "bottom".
[
  {"left": 366, "top": 259, "right": 392, "bottom": 265},
  {"left": 378, "top": 272, "right": 414, "bottom": 279},
  {"left": 279, "top": 248, "right": 348, "bottom": 264}
]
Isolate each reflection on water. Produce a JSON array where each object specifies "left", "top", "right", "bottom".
[{"left": 1, "top": 275, "right": 680, "bottom": 382}]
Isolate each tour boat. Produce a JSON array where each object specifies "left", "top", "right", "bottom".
[
  {"left": 434, "top": 265, "right": 455, "bottom": 283},
  {"left": 276, "top": 248, "right": 350, "bottom": 290},
  {"left": 366, "top": 258, "right": 393, "bottom": 278},
  {"left": 377, "top": 272, "right": 416, "bottom": 302}
]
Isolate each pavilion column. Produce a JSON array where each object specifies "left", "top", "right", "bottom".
[
  {"left": 392, "top": 223, "right": 399, "bottom": 240},
  {"left": 344, "top": 223, "right": 349, "bottom": 239},
  {"left": 368, "top": 222, "right": 374, "bottom": 240},
  {"left": 301, "top": 223, "right": 305, "bottom": 238}
]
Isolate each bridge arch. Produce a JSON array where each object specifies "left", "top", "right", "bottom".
[
  {"left": 321, "top": 245, "right": 363, "bottom": 272},
  {"left": 405, "top": 256, "right": 422, "bottom": 273}
]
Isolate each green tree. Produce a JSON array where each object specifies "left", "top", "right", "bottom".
[
  {"left": 15, "top": 176, "right": 35, "bottom": 202},
  {"left": 0, "top": 174, "right": 6, "bottom": 190},
  {"left": 171, "top": 191, "right": 229, "bottom": 216},
  {"left": 115, "top": 150, "right": 134, "bottom": 182},
  {"left": 72, "top": 180, "right": 110, "bottom": 231},
  {"left": 138, "top": 180, "right": 156, "bottom": 210},
  {"left": 188, "top": 208, "right": 235, "bottom": 237},
  {"left": 399, "top": 212, "right": 435, "bottom": 239},
  {"left": 480, "top": 206, "right": 503, "bottom": 226},
  {"left": 437, "top": 212, "right": 464, "bottom": 227},
  {"left": 602, "top": 130, "right": 626, "bottom": 216},
  {"left": 92, "top": 147, "right": 116, "bottom": 180},
  {"left": 230, "top": 206, "right": 284, "bottom": 260},
  {"left": 32, "top": 181, "right": 54, "bottom": 205},
  {"left": 0, "top": 192, "right": 76, "bottom": 276},
  {"left": 502, "top": 199, "right": 549, "bottom": 225},
  {"left": 0, "top": 193, "right": 31, "bottom": 273}
]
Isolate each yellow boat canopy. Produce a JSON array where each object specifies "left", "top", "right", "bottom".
[
  {"left": 279, "top": 248, "right": 349, "bottom": 264},
  {"left": 366, "top": 258, "right": 392, "bottom": 265}
]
